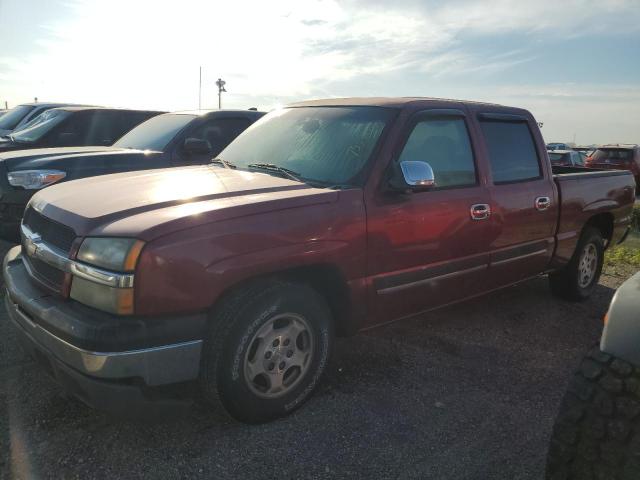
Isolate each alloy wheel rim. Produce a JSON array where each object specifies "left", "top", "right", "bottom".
[
  {"left": 243, "top": 313, "right": 314, "bottom": 399},
  {"left": 578, "top": 243, "right": 598, "bottom": 288}
]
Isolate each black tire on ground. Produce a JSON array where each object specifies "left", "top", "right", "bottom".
[
  {"left": 546, "top": 346, "right": 640, "bottom": 480},
  {"left": 549, "top": 227, "right": 604, "bottom": 301},
  {"left": 199, "top": 280, "right": 333, "bottom": 423}
]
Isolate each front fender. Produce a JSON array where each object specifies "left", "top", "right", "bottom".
[{"left": 601, "top": 271, "right": 640, "bottom": 366}]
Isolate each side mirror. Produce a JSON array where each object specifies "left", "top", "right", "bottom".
[
  {"left": 389, "top": 160, "right": 436, "bottom": 191},
  {"left": 183, "top": 137, "right": 211, "bottom": 155}
]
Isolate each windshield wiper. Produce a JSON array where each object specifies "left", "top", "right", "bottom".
[
  {"left": 209, "top": 157, "right": 236, "bottom": 169},
  {"left": 247, "top": 163, "right": 303, "bottom": 183}
]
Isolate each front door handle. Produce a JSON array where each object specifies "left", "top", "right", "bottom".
[
  {"left": 470, "top": 203, "right": 491, "bottom": 221},
  {"left": 535, "top": 196, "right": 551, "bottom": 211}
]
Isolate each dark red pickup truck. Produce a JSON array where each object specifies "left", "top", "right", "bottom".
[{"left": 3, "top": 98, "right": 636, "bottom": 423}]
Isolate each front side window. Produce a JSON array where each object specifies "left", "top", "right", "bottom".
[
  {"left": 187, "top": 118, "right": 251, "bottom": 157},
  {"left": 480, "top": 120, "right": 541, "bottom": 183},
  {"left": 398, "top": 116, "right": 476, "bottom": 188},
  {"left": 219, "top": 106, "right": 394, "bottom": 187}
]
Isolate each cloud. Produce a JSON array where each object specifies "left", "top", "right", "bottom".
[{"left": 0, "top": 0, "right": 638, "bottom": 143}]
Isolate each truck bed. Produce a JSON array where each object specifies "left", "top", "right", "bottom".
[
  {"left": 552, "top": 165, "right": 635, "bottom": 264},
  {"left": 552, "top": 164, "right": 634, "bottom": 179}
]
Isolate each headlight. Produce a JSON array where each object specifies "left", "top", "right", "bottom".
[
  {"left": 70, "top": 237, "right": 145, "bottom": 315},
  {"left": 77, "top": 237, "right": 144, "bottom": 271},
  {"left": 8, "top": 169, "right": 66, "bottom": 189}
]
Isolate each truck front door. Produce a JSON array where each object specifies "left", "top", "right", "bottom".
[{"left": 365, "top": 108, "right": 493, "bottom": 326}]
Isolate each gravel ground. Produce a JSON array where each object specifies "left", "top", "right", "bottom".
[{"left": 0, "top": 238, "right": 636, "bottom": 480}]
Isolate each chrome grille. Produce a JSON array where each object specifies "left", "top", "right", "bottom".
[{"left": 22, "top": 207, "right": 76, "bottom": 253}]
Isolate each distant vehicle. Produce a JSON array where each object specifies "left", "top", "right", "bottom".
[
  {"left": 0, "top": 107, "right": 163, "bottom": 153},
  {"left": 585, "top": 144, "right": 640, "bottom": 186},
  {"left": 0, "top": 103, "right": 85, "bottom": 136},
  {"left": 546, "top": 271, "right": 640, "bottom": 479},
  {"left": 548, "top": 149, "right": 585, "bottom": 167},
  {"left": 547, "top": 142, "right": 571, "bottom": 150},
  {"left": 3, "top": 97, "right": 635, "bottom": 423},
  {"left": 0, "top": 109, "right": 264, "bottom": 240}
]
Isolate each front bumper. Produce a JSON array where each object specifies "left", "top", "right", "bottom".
[{"left": 4, "top": 246, "right": 206, "bottom": 413}]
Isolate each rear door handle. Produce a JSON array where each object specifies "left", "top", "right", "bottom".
[
  {"left": 470, "top": 203, "right": 491, "bottom": 220},
  {"left": 535, "top": 196, "right": 551, "bottom": 211}
]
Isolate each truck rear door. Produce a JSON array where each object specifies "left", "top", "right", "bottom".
[
  {"left": 365, "top": 107, "right": 493, "bottom": 325},
  {"left": 472, "top": 111, "right": 558, "bottom": 287}
]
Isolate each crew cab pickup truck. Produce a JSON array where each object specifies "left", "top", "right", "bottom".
[
  {"left": 3, "top": 98, "right": 635, "bottom": 423},
  {"left": 0, "top": 110, "right": 264, "bottom": 241},
  {"left": 0, "top": 106, "right": 162, "bottom": 153}
]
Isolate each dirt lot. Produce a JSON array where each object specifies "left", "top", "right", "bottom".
[{"left": 0, "top": 238, "right": 637, "bottom": 480}]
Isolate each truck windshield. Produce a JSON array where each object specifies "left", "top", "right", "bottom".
[
  {"left": 218, "top": 106, "right": 394, "bottom": 187},
  {"left": 591, "top": 148, "right": 633, "bottom": 164},
  {"left": 0, "top": 105, "right": 34, "bottom": 131},
  {"left": 10, "top": 109, "right": 71, "bottom": 143},
  {"left": 114, "top": 113, "right": 196, "bottom": 151}
]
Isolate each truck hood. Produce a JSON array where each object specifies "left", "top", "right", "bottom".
[
  {"left": 31, "top": 165, "right": 338, "bottom": 240},
  {"left": 0, "top": 146, "right": 122, "bottom": 170}
]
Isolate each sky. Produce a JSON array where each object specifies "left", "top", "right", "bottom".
[{"left": 0, "top": 0, "right": 638, "bottom": 145}]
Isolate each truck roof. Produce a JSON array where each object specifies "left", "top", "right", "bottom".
[
  {"left": 599, "top": 144, "right": 638, "bottom": 149},
  {"left": 289, "top": 96, "right": 510, "bottom": 109},
  {"left": 173, "top": 109, "right": 265, "bottom": 116},
  {"left": 50, "top": 106, "right": 164, "bottom": 113}
]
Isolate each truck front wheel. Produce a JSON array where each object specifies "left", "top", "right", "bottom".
[
  {"left": 549, "top": 227, "right": 604, "bottom": 301},
  {"left": 546, "top": 347, "right": 640, "bottom": 479},
  {"left": 200, "top": 280, "right": 333, "bottom": 423}
]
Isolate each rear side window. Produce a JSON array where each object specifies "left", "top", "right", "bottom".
[
  {"left": 398, "top": 117, "right": 476, "bottom": 188},
  {"left": 84, "top": 111, "right": 122, "bottom": 145},
  {"left": 480, "top": 120, "right": 541, "bottom": 183}
]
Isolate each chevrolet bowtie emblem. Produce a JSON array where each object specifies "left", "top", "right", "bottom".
[{"left": 24, "top": 233, "right": 42, "bottom": 258}]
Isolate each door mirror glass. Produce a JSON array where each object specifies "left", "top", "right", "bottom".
[
  {"left": 183, "top": 137, "right": 211, "bottom": 155},
  {"left": 400, "top": 160, "right": 435, "bottom": 188}
]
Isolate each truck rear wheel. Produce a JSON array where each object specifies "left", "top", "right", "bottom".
[
  {"left": 199, "top": 280, "right": 333, "bottom": 423},
  {"left": 546, "top": 347, "right": 640, "bottom": 479},
  {"left": 549, "top": 227, "right": 604, "bottom": 301}
]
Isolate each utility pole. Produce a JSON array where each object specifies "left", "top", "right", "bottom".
[
  {"left": 216, "top": 78, "right": 226, "bottom": 109},
  {"left": 198, "top": 67, "right": 202, "bottom": 110}
]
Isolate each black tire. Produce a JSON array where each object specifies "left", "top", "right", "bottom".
[
  {"left": 549, "top": 227, "right": 604, "bottom": 301},
  {"left": 546, "top": 347, "right": 640, "bottom": 480},
  {"left": 199, "top": 280, "right": 333, "bottom": 423}
]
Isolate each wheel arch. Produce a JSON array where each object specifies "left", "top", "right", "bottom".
[
  {"left": 209, "top": 263, "right": 358, "bottom": 338},
  {"left": 584, "top": 212, "right": 614, "bottom": 248}
]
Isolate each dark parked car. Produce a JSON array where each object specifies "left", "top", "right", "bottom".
[
  {"left": 0, "top": 109, "right": 264, "bottom": 240},
  {"left": 0, "top": 103, "right": 86, "bottom": 136},
  {"left": 585, "top": 144, "right": 640, "bottom": 186},
  {"left": 0, "top": 107, "right": 163, "bottom": 153},
  {"left": 548, "top": 149, "right": 585, "bottom": 166},
  {"left": 546, "top": 271, "right": 640, "bottom": 479},
  {"left": 3, "top": 97, "right": 635, "bottom": 423}
]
